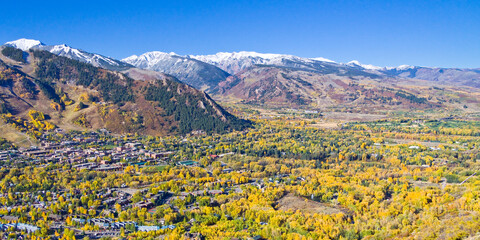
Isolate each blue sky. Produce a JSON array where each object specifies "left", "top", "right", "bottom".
[{"left": 1, "top": 0, "right": 479, "bottom": 68}]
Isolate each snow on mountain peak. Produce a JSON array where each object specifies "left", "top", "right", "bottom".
[
  {"left": 123, "top": 55, "right": 138, "bottom": 62},
  {"left": 124, "top": 51, "right": 177, "bottom": 60},
  {"left": 396, "top": 65, "right": 414, "bottom": 70},
  {"left": 188, "top": 51, "right": 324, "bottom": 74},
  {"left": 311, "top": 57, "right": 336, "bottom": 63},
  {"left": 384, "top": 65, "right": 415, "bottom": 71},
  {"left": 190, "top": 51, "right": 302, "bottom": 63},
  {"left": 50, "top": 44, "right": 76, "bottom": 53},
  {"left": 48, "top": 44, "right": 96, "bottom": 62},
  {"left": 121, "top": 51, "right": 183, "bottom": 69},
  {"left": 4, "top": 38, "right": 127, "bottom": 68},
  {"left": 4, "top": 38, "right": 44, "bottom": 51},
  {"left": 347, "top": 60, "right": 384, "bottom": 71}
]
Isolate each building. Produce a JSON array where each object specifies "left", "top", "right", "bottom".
[
  {"left": 178, "top": 160, "right": 199, "bottom": 167},
  {"left": 16, "top": 223, "right": 40, "bottom": 233},
  {"left": 138, "top": 225, "right": 160, "bottom": 232}
]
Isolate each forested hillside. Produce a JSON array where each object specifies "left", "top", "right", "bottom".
[{"left": 0, "top": 47, "right": 250, "bottom": 141}]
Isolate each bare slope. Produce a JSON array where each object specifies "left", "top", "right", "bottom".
[{"left": 213, "top": 65, "right": 480, "bottom": 112}]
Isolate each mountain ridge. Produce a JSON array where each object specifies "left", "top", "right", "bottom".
[
  {"left": 4, "top": 38, "right": 132, "bottom": 71},
  {"left": 4, "top": 38, "right": 480, "bottom": 111},
  {"left": 6, "top": 38, "right": 479, "bottom": 75},
  {"left": 125, "top": 48, "right": 480, "bottom": 91},
  {"left": 122, "top": 51, "right": 230, "bottom": 91},
  {"left": 0, "top": 45, "right": 250, "bottom": 138}
]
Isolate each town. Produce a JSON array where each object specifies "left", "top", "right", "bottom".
[
  {"left": 1, "top": 118, "right": 480, "bottom": 239},
  {"left": 0, "top": 127, "right": 290, "bottom": 239}
]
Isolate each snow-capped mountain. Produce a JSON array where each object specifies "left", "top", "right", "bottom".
[
  {"left": 346, "top": 60, "right": 417, "bottom": 72},
  {"left": 124, "top": 50, "right": 380, "bottom": 91},
  {"left": 40, "top": 44, "right": 131, "bottom": 71},
  {"left": 123, "top": 50, "right": 387, "bottom": 91},
  {"left": 389, "top": 65, "right": 415, "bottom": 71},
  {"left": 122, "top": 51, "right": 230, "bottom": 91},
  {"left": 5, "top": 38, "right": 480, "bottom": 92},
  {"left": 311, "top": 57, "right": 336, "bottom": 63},
  {"left": 4, "top": 38, "right": 44, "bottom": 51},
  {"left": 346, "top": 60, "right": 384, "bottom": 71},
  {"left": 122, "top": 51, "right": 181, "bottom": 69},
  {"left": 3, "top": 39, "right": 131, "bottom": 71},
  {"left": 344, "top": 60, "right": 480, "bottom": 88},
  {"left": 188, "top": 51, "right": 337, "bottom": 74}
]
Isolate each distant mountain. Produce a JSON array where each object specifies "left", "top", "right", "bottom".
[
  {"left": 344, "top": 60, "right": 480, "bottom": 89},
  {"left": 119, "top": 50, "right": 480, "bottom": 110},
  {"left": 4, "top": 39, "right": 230, "bottom": 91},
  {"left": 0, "top": 45, "right": 250, "bottom": 135},
  {"left": 190, "top": 51, "right": 480, "bottom": 90},
  {"left": 383, "top": 66, "right": 480, "bottom": 88},
  {"left": 214, "top": 65, "right": 462, "bottom": 110},
  {"left": 346, "top": 60, "right": 384, "bottom": 71},
  {"left": 4, "top": 38, "right": 132, "bottom": 71},
  {"left": 5, "top": 38, "right": 480, "bottom": 112},
  {"left": 189, "top": 51, "right": 338, "bottom": 74},
  {"left": 122, "top": 52, "right": 230, "bottom": 91}
]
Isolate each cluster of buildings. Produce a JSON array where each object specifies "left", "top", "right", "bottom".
[
  {"left": 0, "top": 188, "right": 173, "bottom": 238},
  {"left": 0, "top": 130, "right": 175, "bottom": 172},
  {"left": 0, "top": 130, "right": 248, "bottom": 238},
  {"left": 0, "top": 222, "right": 39, "bottom": 233},
  {"left": 89, "top": 218, "right": 136, "bottom": 229}
]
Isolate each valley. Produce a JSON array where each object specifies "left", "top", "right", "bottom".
[
  {"left": 1, "top": 114, "right": 480, "bottom": 239},
  {"left": 0, "top": 39, "right": 480, "bottom": 239}
]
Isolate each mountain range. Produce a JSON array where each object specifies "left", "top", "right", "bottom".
[
  {"left": 4, "top": 39, "right": 132, "bottom": 71},
  {"left": 122, "top": 52, "right": 230, "bottom": 91},
  {"left": 0, "top": 39, "right": 250, "bottom": 139},
  {"left": 3, "top": 38, "right": 480, "bottom": 113}
]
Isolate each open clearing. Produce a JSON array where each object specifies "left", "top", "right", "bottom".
[{"left": 276, "top": 193, "right": 346, "bottom": 215}]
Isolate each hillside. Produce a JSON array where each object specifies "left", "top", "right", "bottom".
[
  {"left": 383, "top": 66, "right": 480, "bottom": 88},
  {"left": 0, "top": 46, "right": 250, "bottom": 141},
  {"left": 213, "top": 65, "right": 480, "bottom": 112}
]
